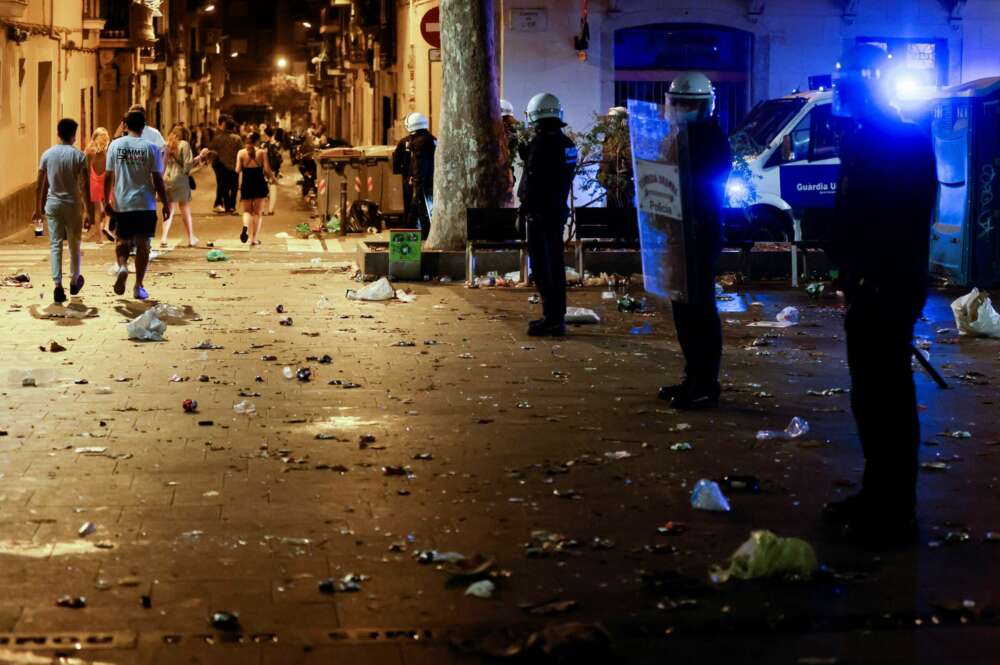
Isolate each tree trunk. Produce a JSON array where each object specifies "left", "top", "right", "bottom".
[{"left": 427, "top": 0, "right": 508, "bottom": 251}]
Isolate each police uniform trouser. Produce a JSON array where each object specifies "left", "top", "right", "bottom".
[
  {"left": 410, "top": 186, "right": 431, "bottom": 240},
  {"left": 527, "top": 214, "right": 566, "bottom": 324},
  {"left": 845, "top": 291, "right": 919, "bottom": 516},
  {"left": 401, "top": 179, "right": 413, "bottom": 228},
  {"left": 671, "top": 253, "right": 721, "bottom": 389}
]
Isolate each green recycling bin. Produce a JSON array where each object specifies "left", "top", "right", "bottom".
[{"left": 389, "top": 229, "right": 422, "bottom": 280}]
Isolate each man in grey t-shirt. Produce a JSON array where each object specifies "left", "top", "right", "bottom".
[{"left": 34, "top": 118, "right": 90, "bottom": 304}]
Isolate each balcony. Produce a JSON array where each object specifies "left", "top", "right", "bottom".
[
  {"left": 83, "top": 0, "right": 106, "bottom": 32},
  {"left": 99, "top": 0, "right": 156, "bottom": 49},
  {"left": 0, "top": 0, "right": 28, "bottom": 19}
]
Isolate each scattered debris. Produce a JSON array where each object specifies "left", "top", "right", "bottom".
[
  {"left": 756, "top": 416, "right": 810, "bottom": 441},
  {"left": 710, "top": 530, "right": 818, "bottom": 583},
  {"left": 690, "top": 479, "right": 731, "bottom": 512}
]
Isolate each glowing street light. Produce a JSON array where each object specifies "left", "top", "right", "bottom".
[
  {"left": 202, "top": 3, "right": 215, "bottom": 11},
  {"left": 276, "top": 56, "right": 289, "bottom": 70},
  {"left": 301, "top": 21, "right": 312, "bottom": 28}
]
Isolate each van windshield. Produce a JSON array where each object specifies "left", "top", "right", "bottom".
[{"left": 730, "top": 98, "right": 807, "bottom": 156}]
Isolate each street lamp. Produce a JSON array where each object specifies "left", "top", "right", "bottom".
[
  {"left": 276, "top": 56, "right": 289, "bottom": 70},
  {"left": 202, "top": 3, "right": 215, "bottom": 12},
  {"left": 301, "top": 21, "right": 312, "bottom": 28}
]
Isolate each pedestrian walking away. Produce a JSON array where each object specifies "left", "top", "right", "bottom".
[
  {"left": 161, "top": 125, "right": 209, "bottom": 248},
  {"left": 210, "top": 121, "right": 242, "bottom": 213},
  {"left": 518, "top": 93, "right": 578, "bottom": 337},
  {"left": 34, "top": 118, "right": 91, "bottom": 304},
  {"left": 262, "top": 126, "right": 283, "bottom": 216},
  {"left": 128, "top": 104, "right": 166, "bottom": 171},
  {"left": 237, "top": 132, "right": 274, "bottom": 246},
  {"left": 104, "top": 110, "right": 171, "bottom": 302},
  {"left": 500, "top": 99, "right": 522, "bottom": 205},
  {"left": 84, "top": 127, "right": 112, "bottom": 244},
  {"left": 656, "top": 72, "right": 732, "bottom": 410},
  {"left": 822, "top": 44, "right": 938, "bottom": 547}
]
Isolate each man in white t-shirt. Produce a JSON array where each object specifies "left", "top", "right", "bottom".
[
  {"left": 128, "top": 104, "right": 166, "bottom": 173},
  {"left": 104, "top": 110, "right": 171, "bottom": 301},
  {"left": 33, "top": 118, "right": 91, "bottom": 304}
]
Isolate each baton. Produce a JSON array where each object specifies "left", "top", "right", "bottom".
[{"left": 911, "top": 345, "right": 948, "bottom": 389}]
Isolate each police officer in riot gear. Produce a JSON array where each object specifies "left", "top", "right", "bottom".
[
  {"left": 392, "top": 112, "right": 436, "bottom": 238},
  {"left": 518, "top": 93, "right": 578, "bottom": 337},
  {"left": 657, "top": 72, "right": 732, "bottom": 409},
  {"left": 822, "top": 44, "right": 937, "bottom": 545},
  {"left": 501, "top": 99, "right": 522, "bottom": 203}
]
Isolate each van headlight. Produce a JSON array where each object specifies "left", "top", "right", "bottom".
[{"left": 726, "top": 176, "right": 751, "bottom": 208}]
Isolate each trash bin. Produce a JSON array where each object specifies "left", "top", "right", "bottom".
[
  {"left": 317, "top": 147, "right": 366, "bottom": 223},
  {"left": 317, "top": 146, "right": 406, "bottom": 227}
]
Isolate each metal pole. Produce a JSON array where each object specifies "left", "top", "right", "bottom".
[{"left": 340, "top": 179, "right": 348, "bottom": 237}]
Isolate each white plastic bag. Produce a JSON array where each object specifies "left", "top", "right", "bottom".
[
  {"left": 951, "top": 288, "right": 1000, "bottom": 339},
  {"left": 565, "top": 307, "right": 601, "bottom": 324},
  {"left": 126, "top": 309, "right": 166, "bottom": 341},
  {"left": 776, "top": 306, "right": 800, "bottom": 324},
  {"left": 690, "top": 479, "right": 731, "bottom": 512},
  {"left": 346, "top": 277, "right": 395, "bottom": 301}
]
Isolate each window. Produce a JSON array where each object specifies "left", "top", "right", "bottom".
[
  {"left": 856, "top": 36, "right": 949, "bottom": 86},
  {"left": 808, "top": 104, "right": 838, "bottom": 161},
  {"left": 787, "top": 111, "right": 811, "bottom": 162}
]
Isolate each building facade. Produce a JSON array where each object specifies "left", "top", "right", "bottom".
[
  {"left": 302, "top": 0, "right": 1000, "bottom": 148},
  {"left": 0, "top": 0, "right": 218, "bottom": 239}
]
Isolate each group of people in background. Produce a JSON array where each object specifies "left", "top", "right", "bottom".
[{"left": 34, "top": 108, "right": 289, "bottom": 306}]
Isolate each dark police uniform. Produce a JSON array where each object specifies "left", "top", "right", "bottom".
[
  {"left": 518, "top": 120, "right": 578, "bottom": 328},
  {"left": 670, "top": 118, "right": 732, "bottom": 401},
  {"left": 392, "top": 129, "right": 436, "bottom": 238},
  {"left": 829, "top": 111, "right": 937, "bottom": 527}
]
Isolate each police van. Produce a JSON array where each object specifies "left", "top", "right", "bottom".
[{"left": 723, "top": 88, "right": 840, "bottom": 242}]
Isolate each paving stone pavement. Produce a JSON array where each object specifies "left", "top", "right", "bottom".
[{"left": 0, "top": 174, "right": 999, "bottom": 663}]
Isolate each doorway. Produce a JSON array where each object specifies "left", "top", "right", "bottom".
[
  {"left": 37, "top": 62, "right": 53, "bottom": 158},
  {"left": 613, "top": 23, "right": 752, "bottom": 135}
]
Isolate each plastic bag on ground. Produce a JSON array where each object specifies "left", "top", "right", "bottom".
[
  {"left": 346, "top": 277, "right": 395, "bottom": 301},
  {"left": 565, "top": 267, "right": 581, "bottom": 284},
  {"left": 564, "top": 307, "right": 601, "bottom": 324},
  {"left": 710, "top": 530, "right": 818, "bottom": 583},
  {"left": 776, "top": 306, "right": 800, "bottom": 324},
  {"left": 206, "top": 249, "right": 229, "bottom": 262},
  {"left": 756, "top": 416, "right": 810, "bottom": 441},
  {"left": 396, "top": 290, "right": 416, "bottom": 303},
  {"left": 690, "top": 479, "right": 731, "bottom": 512},
  {"left": 951, "top": 288, "right": 1000, "bottom": 339},
  {"left": 126, "top": 309, "right": 166, "bottom": 341}
]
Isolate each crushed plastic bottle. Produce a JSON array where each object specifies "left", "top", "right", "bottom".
[
  {"left": 756, "top": 416, "right": 810, "bottom": 441},
  {"left": 233, "top": 400, "right": 257, "bottom": 416},
  {"left": 690, "top": 479, "right": 731, "bottom": 512},
  {"left": 282, "top": 366, "right": 294, "bottom": 379}
]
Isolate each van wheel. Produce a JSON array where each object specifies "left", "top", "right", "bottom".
[{"left": 748, "top": 207, "right": 793, "bottom": 242}]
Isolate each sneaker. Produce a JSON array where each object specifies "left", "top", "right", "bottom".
[
  {"left": 113, "top": 267, "right": 128, "bottom": 295},
  {"left": 69, "top": 274, "right": 85, "bottom": 296},
  {"left": 188, "top": 237, "right": 199, "bottom": 248},
  {"left": 528, "top": 321, "right": 566, "bottom": 337},
  {"left": 213, "top": 205, "right": 225, "bottom": 213},
  {"left": 240, "top": 226, "right": 249, "bottom": 244},
  {"left": 134, "top": 285, "right": 149, "bottom": 301},
  {"left": 53, "top": 285, "right": 67, "bottom": 304}
]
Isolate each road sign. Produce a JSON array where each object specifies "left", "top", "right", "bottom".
[{"left": 420, "top": 7, "right": 440, "bottom": 49}]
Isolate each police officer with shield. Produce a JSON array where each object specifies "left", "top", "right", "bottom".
[
  {"left": 657, "top": 73, "right": 732, "bottom": 409},
  {"left": 822, "top": 45, "right": 937, "bottom": 546},
  {"left": 518, "top": 93, "right": 578, "bottom": 337}
]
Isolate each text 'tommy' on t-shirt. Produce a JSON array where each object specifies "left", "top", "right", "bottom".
[{"left": 106, "top": 136, "right": 163, "bottom": 212}]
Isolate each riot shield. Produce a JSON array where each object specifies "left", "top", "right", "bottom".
[{"left": 626, "top": 99, "right": 699, "bottom": 304}]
